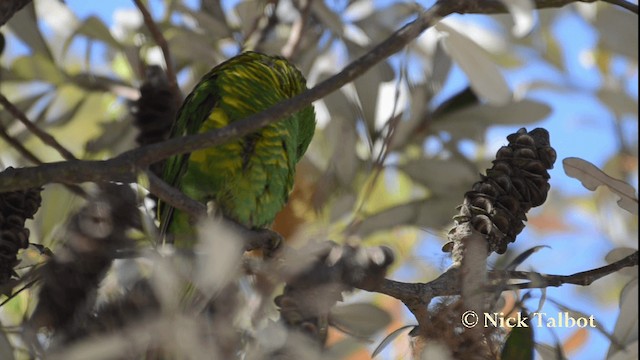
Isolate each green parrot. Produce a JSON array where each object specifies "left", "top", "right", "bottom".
[{"left": 158, "top": 51, "right": 316, "bottom": 243}]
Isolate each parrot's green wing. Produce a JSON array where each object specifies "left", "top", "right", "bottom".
[
  {"left": 158, "top": 52, "right": 316, "bottom": 241},
  {"left": 157, "top": 72, "right": 218, "bottom": 237}
]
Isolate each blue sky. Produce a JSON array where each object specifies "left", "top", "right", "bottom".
[{"left": 6, "top": 1, "right": 637, "bottom": 359}]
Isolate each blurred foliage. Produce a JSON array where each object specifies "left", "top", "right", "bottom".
[{"left": 0, "top": 0, "right": 637, "bottom": 359}]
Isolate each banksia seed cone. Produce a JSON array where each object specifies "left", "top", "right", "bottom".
[
  {"left": 0, "top": 183, "right": 42, "bottom": 287},
  {"left": 30, "top": 184, "right": 137, "bottom": 331},
  {"left": 275, "top": 243, "right": 394, "bottom": 345},
  {"left": 445, "top": 127, "right": 556, "bottom": 256},
  {"left": 131, "top": 65, "right": 177, "bottom": 176}
]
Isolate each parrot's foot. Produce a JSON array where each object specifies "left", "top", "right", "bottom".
[
  {"left": 218, "top": 216, "right": 283, "bottom": 257},
  {"left": 245, "top": 228, "right": 283, "bottom": 258}
]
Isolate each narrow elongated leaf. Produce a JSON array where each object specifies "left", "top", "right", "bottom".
[
  {"left": 173, "top": 3, "right": 231, "bottom": 39},
  {"left": 234, "top": 0, "right": 264, "bottom": 35},
  {"left": 329, "top": 303, "right": 391, "bottom": 339},
  {"left": 499, "top": 0, "right": 535, "bottom": 37},
  {"left": 354, "top": 3, "right": 417, "bottom": 41},
  {"left": 435, "top": 22, "right": 511, "bottom": 105},
  {"left": 607, "top": 279, "right": 639, "bottom": 358},
  {"left": 504, "top": 246, "right": 550, "bottom": 271},
  {"left": 595, "top": 6, "right": 638, "bottom": 61},
  {"left": 6, "top": 2, "right": 54, "bottom": 61},
  {"left": 501, "top": 320, "right": 535, "bottom": 360},
  {"left": 69, "top": 73, "right": 136, "bottom": 97},
  {"left": 598, "top": 88, "right": 638, "bottom": 118},
  {"left": 431, "top": 99, "right": 551, "bottom": 140},
  {"left": 0, "top": 328, "right": 15, "bottom": 360},
  {"left": 536, "top": 343, "right": 566, "bottom": 360},
  {"left": 357, "top": 197, "right": 459, "bottom": 237},
  {"left": 312, "top": 0, "right": 344, "bottom": 36},
  {"left": 0, "top": 92, "right": 48, "bottom": 124},
  {"left": 398, "top": 158, "right": 477, "bottom": 195},
  {"left": 351, "top": 52, "right": 395, "bottom": 137},
  {"left": 62, "top": 16, "right": 123, "bottom": 58},
  {"left": 563, "top": 157, "right": 638, "bottom": 214},
  {"left": 388, "top": 82, "right": 429, "bottom": 150},
  {"left": 11, "top": 54, "right": 65, "bottom": 84},
  {"left": 608, "top": 341, "right": 639, "bottom": 360},
  {"left": 372, "top": 325, "right": 416, "bottom": 358},
  {"left": 431, "top": 40, "right": 453, "bottom": 92},
  {"left": 548, "top": 298, "right": 623, "bottom": 350}
]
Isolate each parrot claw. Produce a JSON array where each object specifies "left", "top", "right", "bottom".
[
  {"left": 233, "top": 222, "right": 282, "bottom": 258},
  {"left": 250, "top": 228, "right": 284, "bottom": 258}
]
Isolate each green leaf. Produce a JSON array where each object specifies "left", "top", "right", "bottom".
[
  {"left": 312, "top": 0, "right": 344, "bottom": 37},
  {"left": 431, "top": 87, "right": 479, "bottom": 118},
  {"left": 351, "top": 51, "right": 395, "bottom": 139},
  {"left": 173, "top": 3, "right": 231, "bottom": 39},
  {"left": 398, "top": 157, "right": 477, "bottom": 196},
  {"left": 499, "top": 0, "right": 535, "bottom": 37},
  {"left": 535, "top": 343, "right": 566, "bottom": 360},
  {"left": 372, "top": 325, "right": 415, "bottom": 358},
  {"left": 431, "top": 99, "right": 551, "bottom": 140},
  {"left": 504, "top": 245, "right": 551, "bottom": 271},
  {"left": 547, "top": 298, "right": 624, "bottom": 351},
  {"left": 563, "top": 157, "right": 638, "bottom": 214},
  {"left": 435, "top": 21, "right": 511, "bottom": 105},
  {"left": 38, "top": 85, "right": 87, "bottom": 127},
  {"left": 6, "top": 2, "right": 54, "bottom": 61},
  {"left": 595, "top": 6, "right": 638, "bottom": 61},
  {"left": 0, "top": 327, "right": 15, "bottom": 360},
  {"left": 357, "top": 197, "right": 459, "bottom": 237},
  {"left": 62, "top": 16, "right": 123, "bottom": 59},
  {"left": 329, "top": 303, "right": 391, "bottom": 339},
  {"left": 0, "top": 91, "right": 49, "bottom": 125},
  {"left": 11, "top": 54, "right": 65, "bottom": 84},
  {"left": 501, "top": 319, "right": 535, "bottom": 360},
  {"left": 607, "top": 279, "right": 639, "bottom": 358}
]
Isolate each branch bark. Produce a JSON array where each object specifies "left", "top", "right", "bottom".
[
  {"left": 364, "top": 251, "right": 638, "bottom": 303},
  {"left": 0, "top": 0, "right": 31, "bottom": 26}
]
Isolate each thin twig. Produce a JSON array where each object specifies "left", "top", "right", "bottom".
[
  {"left": 0, "top": 125, "right": 87, "bottom": 197},
  {"left": 132, "top": 0, "right": 181, "bottom": 104},
  {"left": 0, "top": 93, "right": 76, "bottom": 160},
  {"left": 344, "top": 53, "right": 407, "bottom": 235},
  {"left": 282, "top": 0, "right": 313, "bottom": 59},
  {"left": 0, "top": 125, "right": 42, "bottom": 164}
]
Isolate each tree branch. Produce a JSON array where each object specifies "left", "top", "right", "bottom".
[
  {"left": 0, "top": 124, "right": 87, "bottom": 197},
  {"left": 0, "top": 0, "right": 32, "bottom": 26},
  {"left": 145, "top": 170, "right": 206, "bottom": 218},
  {"left": 492, "top": 250, "right": 639, "bottom": 290},
  {"left": 362, "top": 251, "right": 638, "bottom": 303}
]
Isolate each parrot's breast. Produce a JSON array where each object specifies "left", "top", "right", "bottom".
[{"left": 180, "top": 109, "right": 297, "bottom": 229}]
